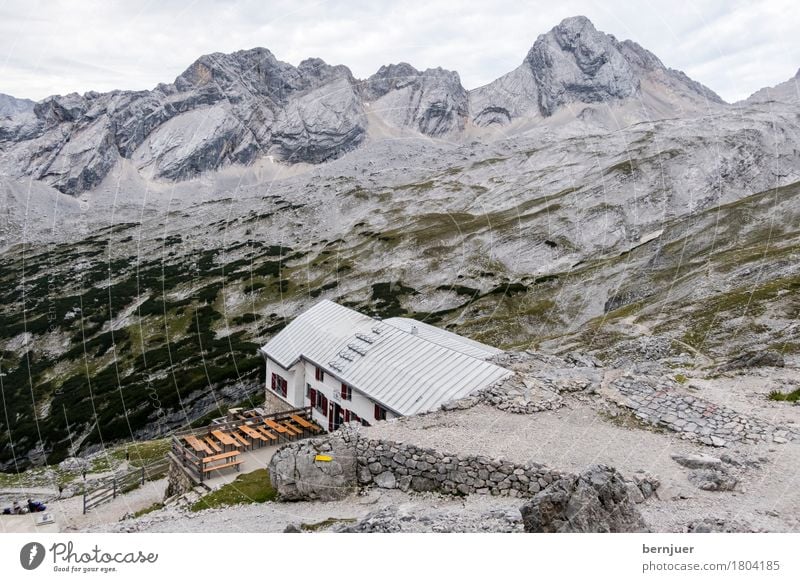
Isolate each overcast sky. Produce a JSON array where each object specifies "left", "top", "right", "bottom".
[{"left": 1, "top": 0, "right": 798, "bottom": 103}]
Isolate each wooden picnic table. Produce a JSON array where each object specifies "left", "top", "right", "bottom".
[
  {"left": 264, "top": 419, "right": 288, "bottom": 434},
  {"left": 239, "top": 425, "right": 266, "bottom": 442},
  {"left": 185, "top": 435, "right": 213, "bottom": 455},
  {"left": 211, "top": 430, "right": 236, "bottom": 446},
  {"left": 290, "top": 414, "right": 321, "bottom": 432}
]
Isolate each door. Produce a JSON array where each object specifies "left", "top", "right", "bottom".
[{"left": 330, "top": 403, "right": 344, "bottom": 431}]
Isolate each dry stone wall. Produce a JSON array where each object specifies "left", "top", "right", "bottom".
[{"left": 269, "top": 425, "right": 659, "bottom": 503}]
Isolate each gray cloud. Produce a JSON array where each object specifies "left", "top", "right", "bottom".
[{"left": 0, "top": 0, "right": 798, "bottom": 102}]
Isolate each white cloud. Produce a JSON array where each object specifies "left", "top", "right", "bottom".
[{"left": 0, "top": 0, "right": 798, "bottom": 102}]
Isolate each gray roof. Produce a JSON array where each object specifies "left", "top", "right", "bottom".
[{"left": 259, "top": 300, "right": 511, "bottom": 415}]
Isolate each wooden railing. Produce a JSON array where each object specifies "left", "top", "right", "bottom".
[
  {"left": 173, "top": 406, "right": 315, "bottom": 438},
  {"left": 82, "top": 457, "right": 171, "bottom": 514}
]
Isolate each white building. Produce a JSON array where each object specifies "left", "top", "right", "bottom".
[{"left": 258, "top": 300, "right": 512, "bottom": 431}]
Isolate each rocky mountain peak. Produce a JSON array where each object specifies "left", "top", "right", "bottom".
[
  {"left": 525, "top": 15, "right": 642, "bottom": 116},
  {"left": 363, "top": 63, "right": 468, "bottom": 136}
]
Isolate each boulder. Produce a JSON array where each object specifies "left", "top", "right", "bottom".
[
  {"left": 268, "top": 435, "right": 357, "bottom": 501},
  {"left": 685, "top": 518, "right": 756, "bottom": 533},
  {"left": 687, "top": 468, "right": 737, "bottom": 492},
  {"left": 519, "top": 465, "right": 649, "bottom": 532},
  {"left": 374, "top": 471, "right": 397, "bottom": 489},
  {"left": 671, "top": 453, "right": 723, "bottom": 470}
]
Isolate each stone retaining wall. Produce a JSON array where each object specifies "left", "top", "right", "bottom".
[
  {"left": 164, "top": 453, "right": 197, "bottom": 499},
  {"left": 269, "top": 426, "right": 659, "bottom": 502},
  {"left": 352, "top": 433, "right": 565, "bottom": 497}
]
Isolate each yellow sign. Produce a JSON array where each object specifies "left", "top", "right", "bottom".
[{"left": 314, "top": 454, "right": 333, "bottom": 462}]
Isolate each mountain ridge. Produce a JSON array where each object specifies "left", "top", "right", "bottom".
[{"left": 0, "top": 15, "right": 740, "bottom": 195}]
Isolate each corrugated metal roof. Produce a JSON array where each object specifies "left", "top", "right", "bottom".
[
  {"left": 259, "top": 300, "right": 511, "bottom": 416},
  {"left": 384, "top": 316, "right": 503, "bottom": 359}
]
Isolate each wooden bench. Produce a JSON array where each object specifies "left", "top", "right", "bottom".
[
  {"left": 201, "top": 451, "right": 242, "bottom": 478},
  {"left": 255, "top": 426, "right": 278, "bottom": 441},
  {"left": 229, "top": 431, "right": 251, "bottom": 449},
  {"left": 203, "top": 436, "right": 223, "bottom": 453},
  {"left": 282, "top": 421, "right": 303, "bottom": 436}
]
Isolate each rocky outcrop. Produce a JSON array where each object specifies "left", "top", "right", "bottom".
[
  {"left": 519, "top": 464, "right": 649, "bottom": 533},
  {"left": 719, "top": 350, "right": 785, "bottom": 371},
  {"left": 268, "top": 434, "right": 358, "bottom": 501},
  {"left": 363, "top": 63, "right": 468, "bottom": 135}
]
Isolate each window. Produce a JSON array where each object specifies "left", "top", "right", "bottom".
[
  {"left": 270, "top": 373, "right": 287, "bottom": 398},
  {"left": 307, "top": 385, "right": 317, "bottom": 408},
  {"left": 315, "top": 366, "right": 324, "bottom": 382},
  {"left": 374, "top": 404, "right": 387, "bottom": 421},
  {"left": 315, "top": 393, "right": 328, "bottom": 417},
  {"left": 341, "top": 383, "right": 352, "bottom": 401}
]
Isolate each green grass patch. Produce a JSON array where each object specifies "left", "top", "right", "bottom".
[
  {"left": 190, "top": 469, "right": 277, "bottom": 511},
  {"left": 768, "top": 389, "right": 800, "bottom": 403},
  {"left": 131, "top": 502, "right": 165, "bottom": 519}
]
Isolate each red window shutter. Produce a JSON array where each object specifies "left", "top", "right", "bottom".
[
  {"left": 374, "top": 404, "right": 380, "bottom": 419},
  {"left": 321, "top": 395, "right": 328, "bottom": 416},
  {"left": 309, "top": 388, "right": 316, "bottom": 408},
  {"left": 341, "top": 383, "right": 347, "bottom": 399}
]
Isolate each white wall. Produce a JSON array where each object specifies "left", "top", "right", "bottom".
[
  {"left": 300, "top": 360, "right": 397, "bottom": 428},
  {"left": 265, "top": 355, "right": 398, "bottom": 428},
  {"left": 265, "top": 357, "right": 303, "bottom": 408}
]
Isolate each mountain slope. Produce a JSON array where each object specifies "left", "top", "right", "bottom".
[
  {"left": 744, "top": 69, "right": 800, "bottom": 104},
  {"left": 0, "top": 93, "right": 35, "bottom": 117}
]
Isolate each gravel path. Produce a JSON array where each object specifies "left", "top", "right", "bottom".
[
  {"left": 86, "top": 489, "right": 523, "bottom": 533},
  {"left": 362, "top": 403, "right": 800, "bottom": 532}
]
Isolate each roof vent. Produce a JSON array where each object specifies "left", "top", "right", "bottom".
[
  {"left": 411, "top": 324, "right": 418, "bottom": 335},
  {"left": 328, "top": 361, "right": 343, "bottom": 372},
  {"left": 371, "top": 325, "right": 382, "bottom": 334},
  {"left": 338, "top": 351, "right": 354, "bottom": 362},
  {"left": 347, "top": 343, "right": 367, "bottom": 356},
  {"left": 355, "top": 333, "right": 374, "bottom": 344}
]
